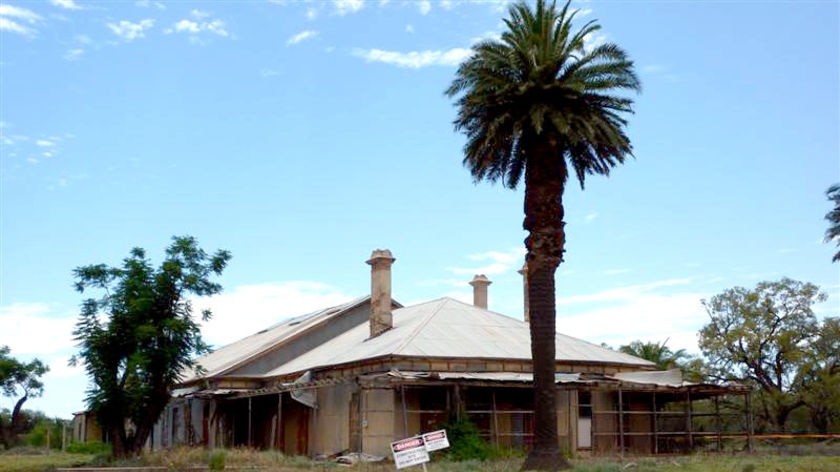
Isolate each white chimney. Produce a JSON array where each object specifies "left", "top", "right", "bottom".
[
  {"left": 469, "top": 274, "right": 492, "bottom": 309},
  {"left": 367, "top": 249, "right": 395, "bottom": 337},
  {"left": 518, "top": 263, "right": 530, "bottom": 323}
]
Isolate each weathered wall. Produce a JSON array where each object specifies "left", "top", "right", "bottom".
[
  {"left": 361, "top": 388, "right": 395, "bottom": 456},
  {"left": 556, "top": 389, "right": 573, "bottom": 454},
  {"left": 626, "top": 394, "right": 653, "bottom": 453},
  {"left": 311, "top": 383, "right": 354, "bottom": 456},
  {"left": 592, "top": 390, "right": 617, "bottom": 453}
]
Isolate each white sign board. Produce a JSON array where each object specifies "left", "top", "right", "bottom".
[
  {"left": 390, "top": 436, "right": 430, "bottom": 469},
  {"left": 422, "top": 430, "right": 450, "bottom": 452}
]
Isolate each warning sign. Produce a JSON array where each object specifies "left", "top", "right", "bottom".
[
  {"left": 422, "top": 430, "right": 450, "bottom": 452},
  {"left": 390, "top": 436, "right": 429, "bottom": 469}
]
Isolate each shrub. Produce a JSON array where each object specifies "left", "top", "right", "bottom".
[
  {"left": 66, "top": 441, "right": 112, "bottom": 455},
  {"left": 441, "top": 418, "right": 493, "bottom": 461},
  {"left": 208, "top": 449, "right": 226, "bottom": 470}
]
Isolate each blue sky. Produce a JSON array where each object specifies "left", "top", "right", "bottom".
[{"left": 1, "top": 0, "right": 838, "bottom": 419}]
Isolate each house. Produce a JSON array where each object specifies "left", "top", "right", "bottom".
[{"left": 152, "top": 249, "right": 751, "bottom": 456}]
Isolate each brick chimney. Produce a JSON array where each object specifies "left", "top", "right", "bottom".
[
  {"left": 367, "top": 249, "right": 396, "bottom": 337},
  {"left": 469, "top": 274, "right": 492, "bottom": 309},
  {"left": 518, "top": 263, "right": 530, "bottom": 323}
]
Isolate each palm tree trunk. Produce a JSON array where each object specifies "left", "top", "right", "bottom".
[{"left": 521, "top": 151, "right": 571, "bottom": 471}]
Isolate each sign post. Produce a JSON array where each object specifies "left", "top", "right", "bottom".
[
  {"left": 390, "top": 429, "right": 450, "bottom": 470},
  {"left": 422, "top": 430, "right": 450, "bottom": 452},
  {"left": 390, "top": 436, "right": 429, "bottom": 469}
]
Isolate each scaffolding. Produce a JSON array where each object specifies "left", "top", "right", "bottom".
[{"left": 589, "top": 385, "right": 753, "bottom": 456}]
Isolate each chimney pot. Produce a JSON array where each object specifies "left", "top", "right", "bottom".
[
  {"left": 469, "top": 274, "right": 492, "bottom": 309},
  {"left": 367, "top": 249, "right": 396, "bottom": 337}
]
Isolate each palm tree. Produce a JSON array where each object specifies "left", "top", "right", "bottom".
[
  {"left": 619, "top": 339, "right": 689, "bottom": 371},
  {"left": 826, "top": 184, "right": 840, "bottom": 262},
  {"left": 446, "top": 1, "right": 640, "bottom": 469}
]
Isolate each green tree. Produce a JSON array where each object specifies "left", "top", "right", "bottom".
[
  {"left": 619, "top": 339, "right": 689, "bottom": 371},
  {"left": 799, "top": 317, "right": 840, "bottom": 433},
  {"left": 446, "top": 1, "right": 639, "bottom": 469},
  {"left": 825, "top": 183, "right": 840, "bottom": 262},
  {"left": 698, "top": 278, "right": 827, "bottom": 431},
  {"left": 71, "top": 236, "right": 230, "bottom": 458},
  {"left": 0, "top": 346, "right": 49, "bottom": 449}
]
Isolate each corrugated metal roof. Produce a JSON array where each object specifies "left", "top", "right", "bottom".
[
  {"left": 614, "top": 369, "right": 685, "bottom": 387},
  {"left": 263, "top": 297, "right": 654, "bottom": 377},
  {"left": 381, "top": 370, "right": 696, "bottom": 389},
  {"left": 181, "top": 296, "right": 372, "bottom": 382}
]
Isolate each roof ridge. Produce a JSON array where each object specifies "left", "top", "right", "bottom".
[{"left": 391, "top": 298, "right": 448, "bottom": 354}]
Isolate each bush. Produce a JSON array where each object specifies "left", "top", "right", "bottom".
[
  {"left": 208, "top": 449, "right": 226, "bottom": 470},
  {"left": 442, "top": 418, "right": 493, "bottom": 461},
  {"left": 66, "top": 441, "right": 111, "bottom": 455}
]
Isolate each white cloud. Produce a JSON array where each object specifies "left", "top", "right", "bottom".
[
  {"left": 167, "top": 16, "right": 229, "bottom": 39},
  {"left": 405, "top": 24, "right": 414, "bottom": 33},
  {"left": 333, "top": 0, "right": 364, "bottom": 15},
  {"left": 306, "top": 7, "right": 318, "bottom": 20},
  {"left": 0, "top": 4, "right": 42, "bottom": 22},
  {"left": 173, "top": 19, "right": 200, "bottom": 33},
  {"left": 418, "top": 0, "right": 431, "bottom": 15},
  {"left": 193, "top": 281, "right": 354, "bottom": 347},
  {"left": 36, "top": 139, "right": 56, "bottom": 147},
  {"left": 449, "top": 262, "right": 511, "bottom": 276},
  {"left": 204, "top": 20, "right": 228, "bottom": 37},
  {"left": 354, "top": 47, "right": 473, "bottom": 68},
  {"left": 447, "top": 247, "right": 525, "bottom": 277},
  {"left": 583, "top": 31, "right": 608, "bottom": 52},
  {"left": 261, "top": 68, "right": 280, "bottom": 77},
  {"left": 0, "top": 4, "right": 41, "bottom": 36},
  {"left": 0, "top": 302, "right": 89, "bottom": 418},
  {"left": 50, "top": 0, "right": 82, "bottom": 10},
  {"left": 468, "top": 248, "right": 525, "bottom": 264},
  {"left": 584, "top": 212, "right": 598, "bottom": 223},
  {"left": 0, "top": 303, "right": 77, "bottom": 356},
  {"left": 286, "top": 29, "right": 318, "bottom": 46},
  {"left": 0, "top": 17, "right": 31, "bottom": 35},
  {"left": 135, "top": 0, "right": 166, "bottom": 9},
  {"left": 558, "top": 290, "right": 707, "bottom": 354},
  {"left": 190, "top": 9, "right": 210, "bottom": 19},
  {"left": 557, "top": 278, "right": 692, "bottom": 306},
  {"left": 107, "top": 18, "right": 155, "bottom": 41}
]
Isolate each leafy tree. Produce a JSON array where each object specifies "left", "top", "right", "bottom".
[
  {"left": 446, "top": 1, "right": 639, "bottom": 469},
  {"left": 24, "top": 414, "right": 69, "bottom": 450},
  {"left": 71, "top": 236, "right": 230, "bottom": 457},
  {"left": 826, "top": 183, "right": 840, "bottom": 262},
  {"left": 698, "top": 278, "right": 827, "bottom": 431},
  {"left": 799, "top": 317, "right": 840, "bottom": 433},
  {"left": 0, "top": 346, "right": 48, "bottom": 449}
]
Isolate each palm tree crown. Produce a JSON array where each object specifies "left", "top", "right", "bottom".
[
  {"left": 620, "top": 339, "right": 690, "bottom": 371},
  {"left": 446, "top": 0, "right": 640, "bottom": 190}
]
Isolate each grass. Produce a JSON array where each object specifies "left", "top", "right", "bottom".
[
  {"left": 0, "top": 450, "right": 95, "bottom": 472},
  {"left": 0, "top": 443, "right": 837, "bottom": 472}
]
